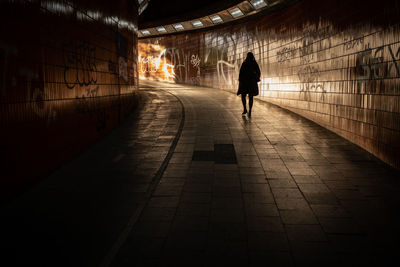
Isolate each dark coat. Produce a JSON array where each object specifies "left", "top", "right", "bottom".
[{"left": 237, "top": 59, "right": 261, "bottom": 96}]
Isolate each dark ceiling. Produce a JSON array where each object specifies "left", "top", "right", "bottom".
[{"left": 139, "top": 0, "right": 244, "bottom": 29}]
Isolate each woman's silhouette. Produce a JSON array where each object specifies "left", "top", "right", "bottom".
[{"left": 237, "top": 52, "right": 261, "bottom": 118}]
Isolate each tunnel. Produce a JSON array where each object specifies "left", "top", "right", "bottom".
[{"left": 1, "top": 0, "right": 400, "bottom": 266}]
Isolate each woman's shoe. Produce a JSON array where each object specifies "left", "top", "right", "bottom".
[
  {"left": 242, "top": 110, "right": 247, "bottom": 115},
  {"left": 248, "top": 110, "right": 252, "bottom": 118}
]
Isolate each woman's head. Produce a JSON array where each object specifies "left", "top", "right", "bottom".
[{"left": 246, "top": 52, "right": 255, "bottom": 61}]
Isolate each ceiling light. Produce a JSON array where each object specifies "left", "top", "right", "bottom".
[
  {"left": 229, "top": 7, "right": 244, "bottom": 18},
  {"left": 157, "top": 26, "right": 167, "bottom": 33},
  {"left": 210, "top": 15, "right": 223, "bottom": 23},
  {"left": 139, "top": 2, "right": 148, "bottom": 15},
  {"left": 192, "top": 20, "right": 203, "bottom": 27},
  {"left": 173, "top": 24, "right": 184, "bottom": 30},
  {"left": 250, "top": 0, "right": 267, "bottom": 9},
  {"left": 141, "top": 30, "right": 150, "bottom": 35}
]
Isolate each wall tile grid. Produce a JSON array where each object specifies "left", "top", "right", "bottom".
[
  {"left": 0, "top": 0, "right": 139, "bottom": 198},
  {"left": 138, "top": 0, "right": 400, "bottom": 168}
]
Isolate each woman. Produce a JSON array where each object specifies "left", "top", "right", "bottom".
[{"left": 237, "top": 52, "right": 261, "bottom": 118}]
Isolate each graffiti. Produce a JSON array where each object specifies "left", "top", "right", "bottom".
[
  {"left": 75, "top": 86, "right": 108, "bottom": 131},
  {"left": 62, "top": 41, "right": 97, "bottom": 89},
  {"left": 343, "top": 36, "right": 364, "bottom": 51},
  {"left": 75, "top": 86, "right": 99, "bottom": 113},
  {"left": 298, "top": 65, "right": 325, "bottom": 94},
  {"left": 276, "top": 46, "right": 297, "bottom": 62},
  {"left": 190, "top": 54, "right": 200, "bottom": 68},
  {"left": 190, "top": 54, "right": 201, "bottom": 84},
  {"left": 165, "top": 48, "right": 189, "bottom": 82},
  {"left": 19, "top": 67, "right": 57, "bottom": 124},
  {"left": 118, "top": 56, "right": 128, "bottom": 82},
  {"left": 217, "top": 60, "right": 238, "bottom": 86},
  {"left": 356, "top": 43, "right": 400, "bottom": 84},
  {"left": 115, "top": 31, "right": 128, "bottom": 83},
  {"left": 299, "top": 34, "right": 314, "bottom": 64}
]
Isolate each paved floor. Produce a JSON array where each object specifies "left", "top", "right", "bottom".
[{"left": 1, "top": 80, "right": 400, "bottom": 266}]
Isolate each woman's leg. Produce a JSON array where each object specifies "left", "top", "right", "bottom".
[
  {"left": 248, "top": 95, "right": 253, "bottom": 117},
  {"left": 241, "top": 94, "right": 247, "bottom": 114}
]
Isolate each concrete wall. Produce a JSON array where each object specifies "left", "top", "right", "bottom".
[
  {"left": 0, "top": 0, "right": 139, "bottom": 199},
  {"left": 138, "top": 0, "right": 400, "bottom": 168}
]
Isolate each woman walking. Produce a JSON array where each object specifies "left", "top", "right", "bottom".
[{"left": 237, "top": 52, "right": 261, "bottom": 118}]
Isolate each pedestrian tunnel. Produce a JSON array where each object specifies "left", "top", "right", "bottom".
[{"left": 138, "top": 0, "right": 400, "bottom": 169}]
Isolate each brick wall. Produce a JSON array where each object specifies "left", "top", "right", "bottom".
[
  {"left": 0, "top": 0, "right": 139, "bottom": 199},
  {"left": 139, "top": 0, "right": 400, "bottom": 168}
]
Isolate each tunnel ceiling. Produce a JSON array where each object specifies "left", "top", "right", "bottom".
[
  {"left": 139, "top": 0, "right": 244, "bottom": 29},
  {"left": 138, "top": 0, "right": 297, "bottom": 37}
]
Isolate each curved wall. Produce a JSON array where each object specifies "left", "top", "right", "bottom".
[
  {"left": 0, "top": 0, "right": 139, "bottom": 200},
  {"left": 139, "top": 0, "right": 400, "bottom": 168}
]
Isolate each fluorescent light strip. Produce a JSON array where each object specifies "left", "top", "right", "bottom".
[
  {"left": 210, "top": 15, "right": 223, "bottom": 23},
  {"left": 157, "top": 26, "right": 166, "bottom": 32},
  {"left": 250, "top": 0, "right": 267, "bottom": 9},
  {"left": 173, "top": 24, "right": 184, "bottom": 30},
  {"left": 141, "top": 30, "right": 150, "bottom": 35},
  {"left": 229, "top": 7, "right": 243, "bottom": 18},
  {"left": 139, "top": 2, "right": 148, "bottom": 15},
  {"left": 192, "top": 20, "right": 203, "bottom": 27}
]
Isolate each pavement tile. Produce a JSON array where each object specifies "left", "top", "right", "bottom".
[
  {"left": 210, "top": 208, "right": 245, "bottom": 223},
  {"left": 245, "top": 203, "right": 280, "bottom": 217},
  {"left": 248, "top": 232, "right": 290, "bottom": 251},
  {"left": 148, "top": 196, "right": 180, "bottom": 208},
  {"left": 242, "top": 183, "right": 271, "bottom": 193},
  {"left": 208, "top": 222, "right": 247, "bottom": 241},
  {"left": 280, "top": 209, "right": 319, "bottom": 224},
  {"left": 171, "top": 216, "right": 209, "bottom": 232},
  {"left": 243, "top": 192, "right": 275, "bottom": 204},
  {"left": 272, "top": 188, "right": 304, "bottom": 199},
  {"left": 247, "top": 216, "right": 285, "bottom": 232},
  {"left": 132, "top": 221, "right": 172, "bottom": 238},
  {"left": 249, "top": 251, "right": 294, "bottom": 267},
  {"left": 140, "top": 207, "right": 176, "bottom": 222},
  {"left": 310, "top": 204, "right": 351, "bottom": 218},
  {"left": 319, "top": 218, "right": 363, "bottom": 234},
  {"left": 291, "top": 242, "right": 339, "bottom": 266},
  {"left": 211, "top": 197, "right": 243, "bottom": 209},
  {"left": 181, "top": 192, "right": 212, "bottom": 203},
  {"left": 176, "top": 203, "right": 210, "bottom": 217},
  {"left": 268, "top": 179, "right": 298, "bottom": 188},
  {"left": 153, "top": 184, "right": 184, "bottom": 196},
  {"left": 286, "top": 225, "right": 327, "bottom": 242}
]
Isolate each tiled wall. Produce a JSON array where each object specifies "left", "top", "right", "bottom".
[
  {"left": 139, "top": 0, "right": 400, "bottom": 168},
  {"left": 0, "top": 0, "right": 139, "bottom": 199}
]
